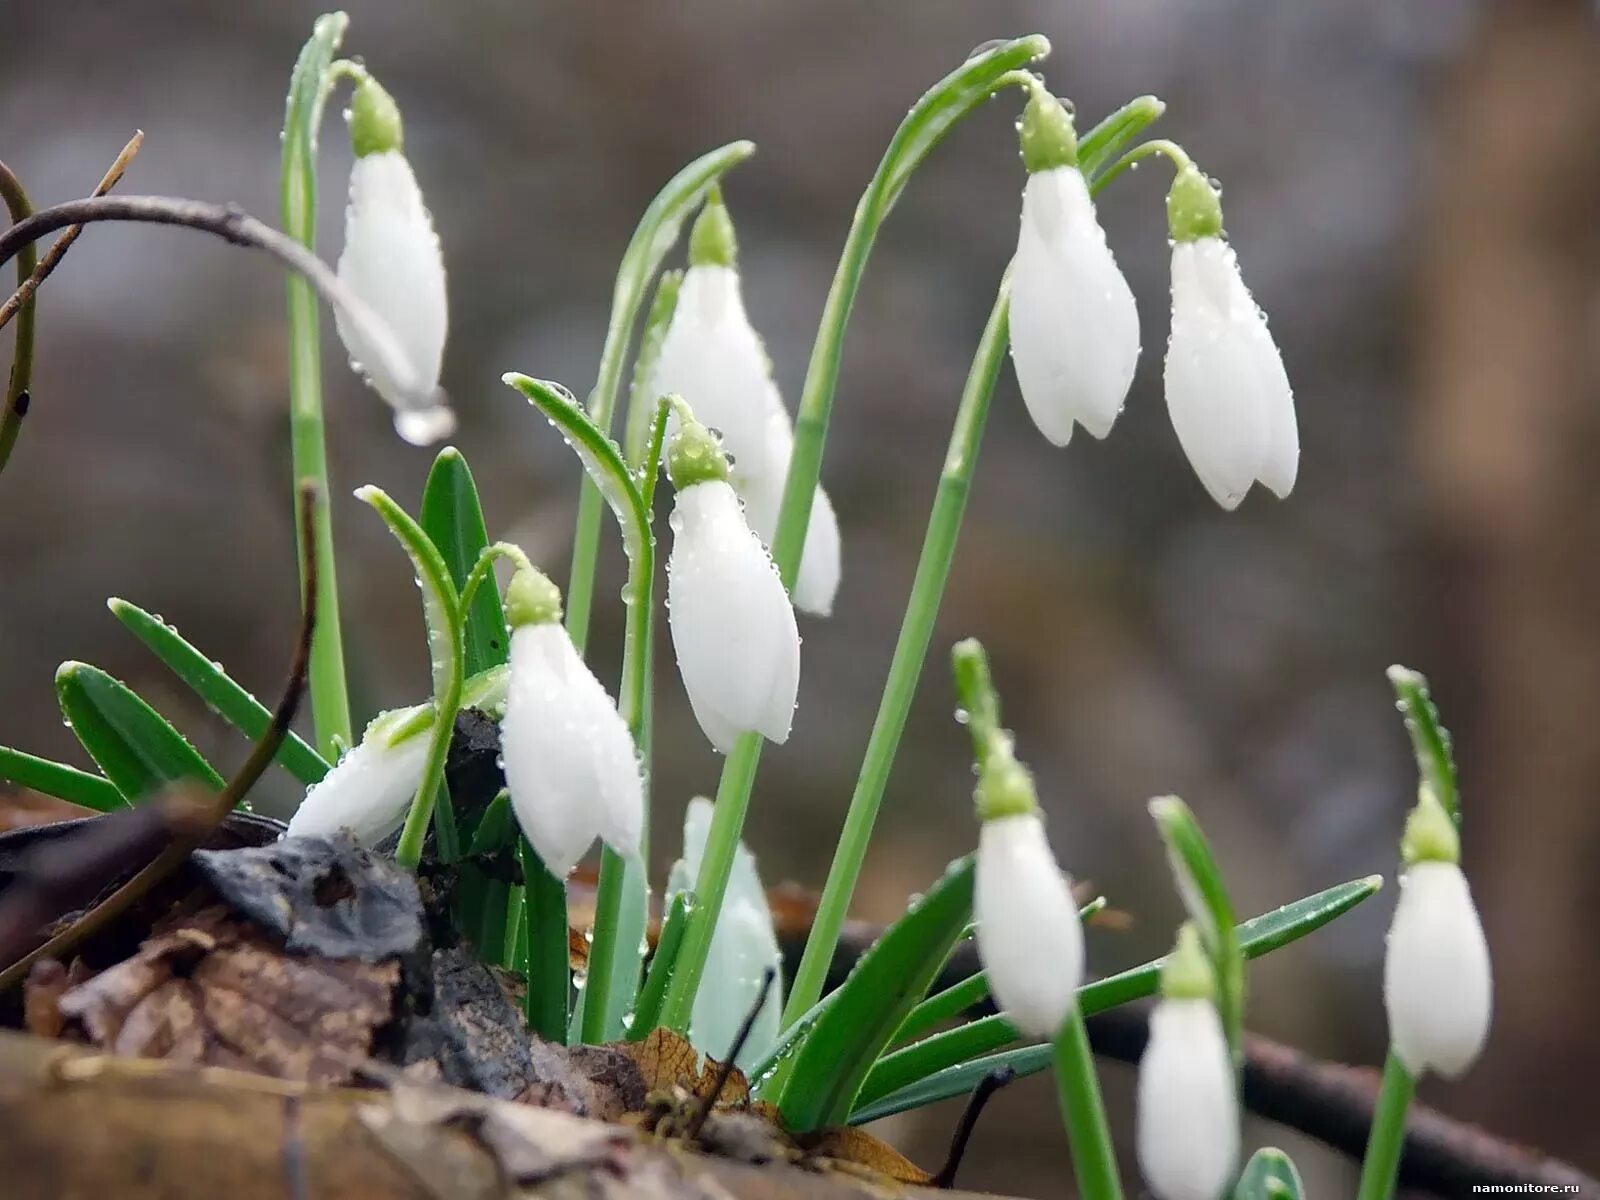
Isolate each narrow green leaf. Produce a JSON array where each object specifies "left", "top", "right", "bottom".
[
  {"left": 1234, "top": 1148, "right": 1306, "bottom": 1200},
  {"left": 1150, "top": 796, "right": 1245, "bottom": 1059},
  {"left": 355, "top": 486, "right": 464, "bottom": 869},
  {"left": 0, "top": 746, "right": 126, "bottom": 812},
  {"left": 1387, "top": 665, "right": 1458, "bottom": 823},
  {"left": 849, "top": 875, "right": 1382, "bottom": 1122},
  {"left": 421, "top": 448, "right": 510, "bottom": 679},
  {"left": 628, "top": 890, "right": 692, "bottom": 1041},
  {"left": 56, "top": 662, "right": 225, "bottom": 803},
  {"left": 775, "top": 856, "right": 974, "bottom": 1132},
  {"left": 109, "top": 598, "right": 329, "bottom": 785}
]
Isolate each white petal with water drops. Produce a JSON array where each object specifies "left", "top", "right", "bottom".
[
  {"left": 500, "top": 623, "right": 644, "bottom": 875},
  {"left": 975, "top": 812, "right": 1084, "bottom": 1038},
  {"left": 1136, "top": 998, "right": 1240, "bottom": 1200},
  {"left": 1009, "top": 166, "right": 1141, "bottom": 446},
  {"left": 667, "top": 480, "right": 801, "bottom": 752},
  {"left": 650, "top": 265, "right": 774, "bottom": 480},
  {"left": 667, "top": 797, "right": 784, "bottom": 1069},
  {"left": 335, "top": 150, "right": 454, "bottom": 444},
  {"left": 286, "top": 728, "right": 430, "bottom": 847},
  {"left": 1163, "top": 237, "right": 1297, "bottom": 508},
  {"left": 1384, "top": 860, "right": 1492, "bottom": 1079},
  {"left": 736, "top": 401, "right": 842, "bottom": 617}
]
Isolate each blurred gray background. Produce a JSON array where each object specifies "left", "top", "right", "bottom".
[{"left": 4, "top": 0, "right": 1598, "bottom": 1192}]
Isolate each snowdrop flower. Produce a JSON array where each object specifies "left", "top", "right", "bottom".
[
  {"left": 972, "top": 742, "right": 1084, "bottom": 1039},
  {"left": 736, "top": 394, "right": 842, "bottom": 617},
  {"left": 1136, "top": 923, "right": 1239, "bottom": 1200},
  {"left": 1163, "top": 164, "right": 1298, "bottom": 509},
  {"left": 335, "top": 75, "right": 455, "bottom": 446},
  {"left": 498, "top": 565, "right": 644, "bottom": 876},
  {"left": 286, "top": 717, "right": 430, "bottom": 847},
  {"left": 1008, "top": 87, "right": 1140, "bottom": 446},
  {"left": 667, "top": 797, "right": 784, "bottom": 1069},
  {"left": 1384, "top": 785, "right": 1492, "bottom": 1079},
  {"left": 649, "top": 188, "right": 775, "bottom": 481},
  {"left": 665, "top": 401, "right": 800, "bottom": 753}
]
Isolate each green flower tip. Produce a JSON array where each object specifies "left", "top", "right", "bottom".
[
  {"left": 1167, "top": 164, "right": 1224, "bottom": 242},
  {"left": 504, "top": 564, "right": 563, "bottom": 629},
  {"left": 1160, "top": 921, "right": 1217, "bottom": 1001},
  {"left": 665, "top": 397, "right": 730, "bottom": 489},
  {"left": 975, "top": 740, "right": 1039, "bottom": 822},
  {"left": 688, "top": 185, "right": 738, "bottom": 269},
  {"left": 348, "top": 75, "right": 404, "bottom": 157},
  {"left": 1019, "top": 84, "right": 1078, "bottom": 173},
  {"left": 1401, "top": 782, "right": 1460, "bottom": 866}
]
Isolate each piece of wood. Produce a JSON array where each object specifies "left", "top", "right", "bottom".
[{"left": 0, "top": 1030, "right": 984, "bottom": 1200}]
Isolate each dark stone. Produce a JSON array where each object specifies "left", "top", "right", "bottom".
[
  {"left": 396, "top": 943, "right": 534, "bottom": 1099},
  {"left": 192, "top": 835, "right": 423, "bottom": 962}
]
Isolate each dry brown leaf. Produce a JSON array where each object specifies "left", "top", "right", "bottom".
[
  {"left": 619, "top": 1026, "right": 749, "bottom": 1106},
  {"left": 801, "top": 1126, "right": 933, "bottom": 1185}
]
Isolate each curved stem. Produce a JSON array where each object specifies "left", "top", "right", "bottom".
[
  {"left": 667, "top": 36, "right": 1048, "bottom": 1040},
  {"left": 1091, "top": 136, "right": 1192, "bottom": 196},
  {"left": 281, "top": 12, "right": 352, "bottom": 760},
  {"left": 782, "top": 280, "right": 1011, "bottom": 1026},
  {"left": 1355, "top": 1052, "right": 1415, "bottom": 1200},
  {"left": 0, "top": 161, "right": 38, "bottom": 476}
]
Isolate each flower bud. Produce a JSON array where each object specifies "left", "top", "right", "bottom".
[
  {"left": 1009, "top": 146, "right": 1140, "bottom": 446},
  {"left": 335, "top": 76, "right": 453, "bottom": 445},
  {"left": 974, "top": 810, "right": 1083, "bottom": 1038},
  {"left": 737, "top": 397, "right": 842, "bottom": 617},
  {"left": 1163, "top": 171, "right": 1297, "bottom": 509},
  {"left": 499, "top": 573, "right": 643, "bottom": 876},
  {"left": 286, "top": 721, "right": 429, "bottom": 847}
]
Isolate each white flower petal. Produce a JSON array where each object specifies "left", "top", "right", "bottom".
[
  {"left": 286, "top": 729, "right": 429, "bottom": 847},
  {"left": 1384, "top": 861, "right": 1492, "bottom": 1079},
  {"left": 1010, "top": 167, "right": 1141, "bottom": 446},
  {"left": 651, "top": 265, "right": 774, "bottom": 480},
  {"left": 667, "top": 480, "right": 801, "bottom": 752},
  {"left": 1164, "top": 237, "right": 1297, "bottom": 509},
  {"left": 500, "top": 623, "right": 644, "bottom": 874},
  {"left": 1136, "top": 998, "right": 1240, "bottom": 1200},
  {"left": 668, "top": 797, "right": 784, "bottom": 1069},
  {"left": 735, "top": 405, "right": 842, "bottom": 618},
  {"left": 335, "top": 151, "right": 452, "bottom": 440},
  {"left": 975, "top": 812, "right": 1083, "bottom": 1038}
]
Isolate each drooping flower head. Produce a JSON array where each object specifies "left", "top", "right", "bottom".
[
  {"left": 1136, "top": 923, "right": 1240, "bottom": 1200},
  {"left": 971, "top": 732, "right": 1084, "bottom": 1039},
  {"left": 335, "top": 74, "right": 455, "bottom": 445},
  {"left": 1163, "top": 163, "right": 1298, "bottom": 508},
  {"left": 498, "top": 563, "right": 644, "bottom": 876},
  {"left": 1383, "top": 785, "right": 1492, "bottom": 1079},
  {"left": 1008, "top": 84, "right": 1141, "bottom": 446},
  {"left": 286, "top": 712, "right": 430, "bottom": 847},
  {"left": 664, "top": 399, "right": 800, "bottom": 753}
]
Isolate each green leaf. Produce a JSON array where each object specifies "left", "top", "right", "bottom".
[
  {"left": 774, "top": 856, "right": 974, "bottom": 1132},
  {"left": 1078, "top": 94, "right": 1166, "bottom": 178},
  {"left": 849, "top": 875, "right": 1382, "bottom": 1123},
  {"left": 0, "top": 746, "right": 126, "bottom": 812},
  {"left": 355, "top": 486, "right": 464, "bottom": 869},
  {"left": 108, "top": 598, "right": 329, "bottom": 786},
  {"left": 421, "top": 448, "right": 510, "bottom": 679},
  {"left": 1388, "top": 665, "right": 1458, "bottom": 823},
  {"left": 55, "top": 662, "right": 225, "bottom": 803},
  {"left": 628, "top": 889, "right": 692, "bottom": 1041},
  {"left": 1150, "top": 795, "right": 1244, "bottom": 1059},
  {"left": 1234, "top": 1148, "right": 1305, "bottom": 1200}
]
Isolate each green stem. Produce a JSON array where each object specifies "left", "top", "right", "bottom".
[
  {"left": 519, "top": 838, "right": 570, "bottom": 1041},
  {"left": 281, "top": 13, "right": 353, "bottom": 759},
  {"left": 1052, "top": 1007, "right": 1124, "bottom": 1200},
  {"left": 782, "top": 282, "right": 1010, "bottom": 1026},
  {"left": 0, "top": 160, "right": 38, "bottom": 476},
  {"left": 1355, "top": 1052, "right": 1415, "bottom": 1200}
]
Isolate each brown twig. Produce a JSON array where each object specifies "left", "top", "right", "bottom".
[
  {"left": 0, "top": 159, "right": 38, "bottom": 473},
  {"left": 0, "top": 132, "right": 143, "bottom": 333},
  {"left": 1081, "top": 1004, "right": 1598, "bottom": 1195},
  {"left": 685, "top": 966, "right": 777, "bottom": 1142},
  {"left": 0, "top": 482, "right": 320, "bottom": 993},
  {"left": 930, "top": 1066, "right": 1015, "bottom": 1189}
]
